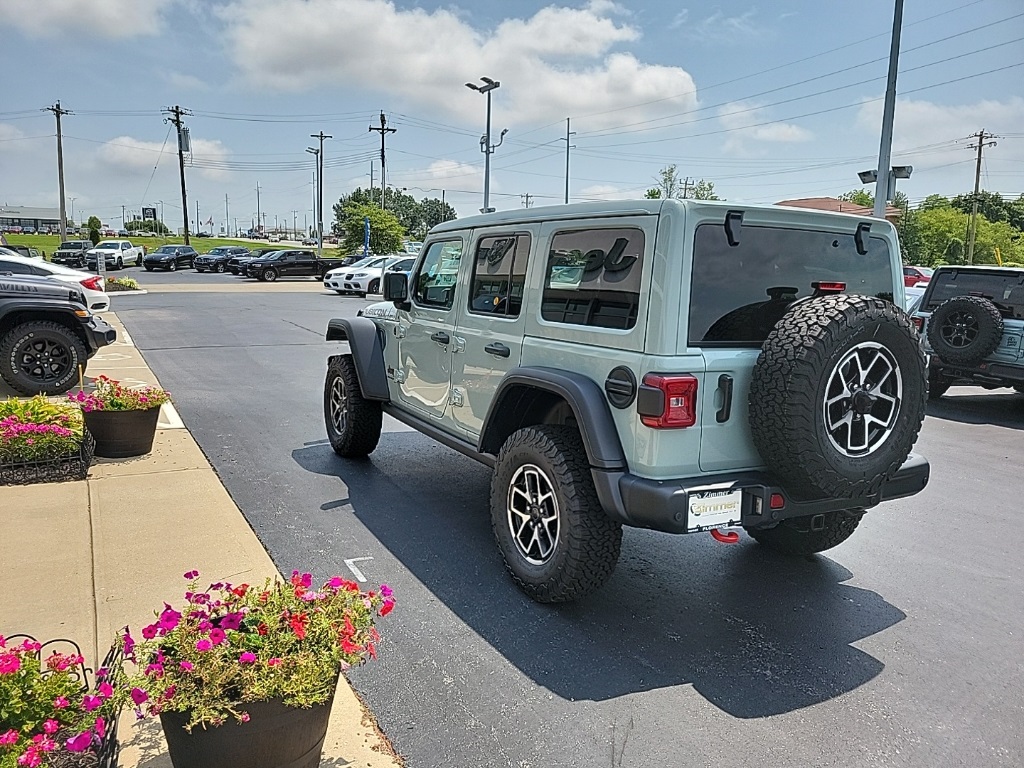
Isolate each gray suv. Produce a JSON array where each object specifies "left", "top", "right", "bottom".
[
  {"left": 322, "top": 200, "right": 930, "bottom": 602},
  {"left": 913, "top": 265, "right": 1024, "bottom": 397}
]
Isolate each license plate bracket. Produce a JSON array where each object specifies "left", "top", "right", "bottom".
[{"left": 687, "top": 487, "right": 743, "bottom": 532}]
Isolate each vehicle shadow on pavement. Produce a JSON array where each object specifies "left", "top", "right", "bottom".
[
  {"left": 293, "top": 433, "right": 905, "bottom": 720},
  {"left": 926, "top": 390, "right": 1024, "bottom": 430}
]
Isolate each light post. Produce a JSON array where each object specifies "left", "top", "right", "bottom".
[
  {"left": 857, "top": 165, "right": 913, "bottom": 217},
  {"left": 306, "top": 146, "right": 322, "bottom": 257},
  {"left": 67, "top": 197, "right": 76, "bottom": 229},
  {"left": 466, "top": 76, "right": 508, "bottom": 214}
]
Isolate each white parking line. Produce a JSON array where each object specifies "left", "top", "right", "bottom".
[{"left": 343, "top": 557, "right": 373, "bottom": 582}]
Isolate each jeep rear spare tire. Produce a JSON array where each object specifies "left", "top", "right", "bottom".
[
  {"left": 490, "top": 425, "right": 622, "bottom": 603},
  {"left": 926, "top": 295, "right": 1003, "bottom": 366},
  {"left": 748, "top": 295, "right": 926, "bottom": 500}
]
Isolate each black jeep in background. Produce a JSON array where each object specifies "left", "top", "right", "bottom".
[{"left": 51, "top": 241, "right": 94, "bottom": 268}]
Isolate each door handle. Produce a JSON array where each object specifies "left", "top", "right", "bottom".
[
  {"left": 716, "top": 374, "right": 733, "bottom": 423},
  {"left": 484, "top": 342, "right": 511, "bottom": 358},
  {"left": 430, "top": 331, "right": 450, "bottom": 345}
]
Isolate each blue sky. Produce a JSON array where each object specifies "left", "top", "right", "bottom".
[{"left": 1, "top": 0, "right": 1021, "bottom": 232}]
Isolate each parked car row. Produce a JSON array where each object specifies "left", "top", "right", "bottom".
[
  {"left": 324, "top": 255, "right": 416, "bottom": 297},
  {"left": 0, "top": 250, "right": 109, "bottom": 312}
]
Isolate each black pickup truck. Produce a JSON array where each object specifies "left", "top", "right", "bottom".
[
  {"left": 51, "top": 240, "right": 95, "bottom": 268},
  {"left": 0, "top": 275, "right": 116, "bottom": 395},
  {"left": 244, "top": 249, "right": 346, "bottom": 281}
]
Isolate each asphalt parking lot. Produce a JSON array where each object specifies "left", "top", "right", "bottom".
[{"left": 111, "top": 273, "right": 1024, "bottom": 768}]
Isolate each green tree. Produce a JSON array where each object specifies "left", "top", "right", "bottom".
[
  {"left": 418, "top": 197, "right": 456, "bottom": 239},
  {"left": 382, "top": 188, "right": 423, "bottom": 236},
  {"left": 340, "top": 204, "right": 404, "bottom": 255},
  {"left": 838, "top": 189, "right": 875, "bottom": 208},
  {"left": 646, "top": 166, "right": 719, "bottom": 199},
  {"left": 86, "top": 215, "right": 102, "bottom": 231},
  {"left": 919, "top": 194, "right": 951, "bottom": 211},
  {"left": 951, "top": 190, "right": 1011, "bottom": 225},
  {"left": 690, "top": 179, "right": 721, "bottom": 200},
  {"left": 126, "top": 219, "right": 169, "bottom": 235},
  {"left": 88, "top": 228, "right": 100, "bottom": 246}
]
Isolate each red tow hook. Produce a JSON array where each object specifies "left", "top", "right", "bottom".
[{"left": 710, "top": 528, "right": 740, "bottom": 544}]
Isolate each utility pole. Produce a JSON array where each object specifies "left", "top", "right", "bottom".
[
  {"left": 369, "top": 162, "right": 375, "bottom": 203},
  {"left": 224, "top": 194, "right": 229, "bottom": 237},
  {"left": 520, "top": 193, "right": 533, "bottom": 208},
  {"left": 196, "top": 200, "right": 200, "bottom": 235},
  {"left": 562, "top": 117, "right": 575, "bottom": 204},
  {"left": 368, "top": 113, "right": 395, "bottom": 211},
  {"left": 310, "top": 131, "right": 332, "bottom": 256},
  {"left": 680, "top": 177, "right": 693, "bottom": 199},
  {"left": 163, "top": 105, "right": 192, "bottom": 243},
  {"left": 121, "top": 205, "right": 126, "bottom": 230},
  {"left": 966, "top": 129, "right": 999, "bottom": 265},
  {"left": 291, "top": 210, "right": 298, "bottom": 240},
  {"left": 255, "top": 182, "right": 261, "bottom": 234},
  {"left": 872, "top": 0, "right": 904, "bottom": 219},
  {"left": 45, "top": 102, "right": 72, "bottom": 241}
]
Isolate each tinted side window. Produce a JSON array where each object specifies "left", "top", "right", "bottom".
[
  {"left": 414, "top": 240, "right": 463, "bottom": 310},
  {"left": 925, "top": 270, "right": 1024, "bottom": 320},
  {"left": 0, "top": 260, "right": 32, "bottom": 274},
  {"left": 470, "top": 234, "right": 531, "bottom": 318},
  {"left": 689, "top": 223, "right": 895, "bottom": 345},
  {"left": 541, "top": 228, "right": 644, "bottom": 330}
]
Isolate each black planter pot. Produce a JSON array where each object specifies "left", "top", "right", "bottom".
[
  {"left": 83, "top": 407, "right": 161, "bottom": 458},
  {"left": 159, "top": 691, "right": 335, "bottom": 768}
]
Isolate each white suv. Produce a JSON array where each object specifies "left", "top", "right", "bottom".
[{"left": 324, "top": 255, "right": 416, "bottom": 297}]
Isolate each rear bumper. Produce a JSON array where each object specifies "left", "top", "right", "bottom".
[
  {"left": 591, "top": 453, "right": 930, "bottom": 534},
  {"left": 931, "top": 358, "right": 1024, "bottom": 385}
]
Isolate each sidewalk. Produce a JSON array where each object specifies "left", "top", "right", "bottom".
[{"left": 0, "top": 312, "right": 400, "bottom": 768}]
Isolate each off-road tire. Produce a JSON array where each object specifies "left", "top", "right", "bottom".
[
  {"left": 927, "top": 295, "right": 1003, "bottom": 366},
  {"left": 747, "top": 510, "right": 863, "bottom": 556},
  {"left": 0, "top": 321, "right": 88, "bottom": 396},
  {"left": 928, "top": 369, "right": 952, "bottom": 400},
  {"left": 262, "top": 268, "right": 278, "bottom": 282},
  {"left": 748, "top": 295, "right": 926, "bottom": 500},
  {"left": 324, "top": 355, "right": 382, "bottom": 458},
  {"left": 490, "top": 425, "right": 622, "bottom": 603}
]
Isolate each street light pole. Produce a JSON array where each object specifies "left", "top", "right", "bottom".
[
  {"left": 306, "top": 147, "right": 320, "bottom": 256},
  {"left": 466, "top": 77, "right": 507, "bottom": 214},
  {"left": 310, "top": 132, "right": 332, "bottom": 257},
  {"left": 872, "top": 0, "right": 904, "bottom": 220}
]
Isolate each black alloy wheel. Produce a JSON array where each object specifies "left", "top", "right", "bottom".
[{"left": 0, "top": 321, "right": 87, "bottom": 396}]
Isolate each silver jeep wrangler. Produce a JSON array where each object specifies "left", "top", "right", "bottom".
[{"left": 323, "top": 200, "right": 930, "bottom": 602}]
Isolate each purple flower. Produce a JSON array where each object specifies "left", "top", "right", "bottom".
[
  {"left": 97, "top": 681, "right": 113, "bottom": 699},
  {"left": 66, "top": 732, "right": 93, "bottom": 753},
  {"left": 209, "top": 628, "right": 226, "bottom": 646},
  {"left": 179, "top": 660, "right": 194, "bottom": 671},
  {"left": 380, "top": 584, "right": 393, "bottom": 598},
  {"left": 238, "top": 652, "right": 257, "bottom": 664},
  {"left": 82, "top": 695, "right": 103, "bottom": 712},
  {"left": 195, "top": 639, "right": 212, "bottom": 652},
  {"left": 130, "top": 687, "right": 148, "bottom": 705},
  {"left": 184, "top": 570, "right": 199, "bottom": 580},
  {"left": 141, "top": 624, "right": 158, "bottom": 640},
  {"left": 219, "top": 612, "right": 243, "bottom": 631}
]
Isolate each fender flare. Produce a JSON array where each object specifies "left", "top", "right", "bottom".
[
  {"left": 479, "top": 367, "right": 627, "bottom": 470},
  {"left": 324, "top": 317, "right": 390, "bottom": 401}
]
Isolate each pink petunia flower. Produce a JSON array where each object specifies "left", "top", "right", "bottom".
[
  {"left": 82, "top": 695, "right": 103, "bottom": 712},
  {"left": 141, "top": 624, "right": 158, "bottom": 640},
  {"left": 184, "top": 570, "right": 199, "bottom": 580},
  {"left": 95, "top": 717, "right": 106, "bottom": 740},
  {"left": 238, "top": 652, "right": 257, "bottom": 664},
  {"left": 267, "top": 657, "right": 282, "bottom": 667},
  {"left": 195, "top": 639, "right": 212, "bottom": 652},
  {"left": 42, "top": 720, "right": 59, "bottom": 735},
  {"left": 240, "top": 712, "right": 250, "bottom": 722},
  {"left": 65, "top": 732, "right": 93, "bottom": 753},
  {"left": 97, "top": 681, "right": 113, "bottom": 699},
  {"left": 179, "top": 660, "right": 194, "bottom": 672},
  {"left": 209, "top": 628, "right": 226, "bottom": 646},
  {"left": 53, "top": 696, "right": 69, "bottom": 709},
  {"left": 0, "top": 729, "right": 18, "bottom": 745},
  {"left": 130, "top": 687, "right": 148, "bottom": 705},
  {"left": 380, "top": 584, "right": 393, "bottom": 598},
  {"left": 0, "top": 653, "right": 21, "bottom": 674}
]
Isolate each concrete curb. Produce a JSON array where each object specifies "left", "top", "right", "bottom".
[{"left": 108, "top": 289, "right": 149, "bottom": 296}]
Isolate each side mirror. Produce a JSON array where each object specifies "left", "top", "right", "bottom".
[{"left": 383, "top": 271, "right": 409, "bottom": 305}]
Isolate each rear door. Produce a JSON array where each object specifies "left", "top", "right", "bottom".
[
  {"left": 450, "top": 230, "right": 534, "bottom": 438},
  {"left": 292, "top": 251, "right": 316, "bottom": 276},
  {"left": 688, "top": 214, "right": 898, "bottom": 473}
]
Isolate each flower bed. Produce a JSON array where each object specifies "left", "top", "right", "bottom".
[
  {"left": 0, "top": 397, "right": 93, "bottom": 486},
  {"left": 0, "top": 635, "right": 122, "bottom": 768},
  {"left": 104, "top": 277, "right": 140, "bottom": 292}
]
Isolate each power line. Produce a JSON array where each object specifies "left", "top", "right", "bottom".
[
  {"left": 163, "top": 105, "right": 192, "bottom": 245},
  {"left": 43, "top": 101, "right": 72, "bottom": 241}
]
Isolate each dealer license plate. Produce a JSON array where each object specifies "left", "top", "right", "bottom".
[{"left": 687, "top": 488, "right": 743, "bottom": 532}]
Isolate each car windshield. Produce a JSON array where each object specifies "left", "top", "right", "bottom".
[
  {"left": 154, "top": 246, "right": 177, "bottom": 254},
  {"left": 208, "top": 248, "right": 228, "bottom": 254},
  {"left": 60, "top": 242, "right": 87, "bottom": 249},
  {"left": 924, "top": 269, "right": 1024, "bottom": 320},
  {"left": 95, "top": 243, "right": 119, "bottom": 250}
]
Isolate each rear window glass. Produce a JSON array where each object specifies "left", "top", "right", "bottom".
[
  {"left": 689, "top": 223, "right": 895, "bottom": 345},
  {"left": 541, "top": 228, "right": 644, "bottom": 330},
  {"left": 924, "top": 270, "right": 1024, "bottom": 320}
]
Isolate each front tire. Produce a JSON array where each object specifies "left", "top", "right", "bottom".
[
  {"left": 262, "top": 268, "right": 278, "bottom": 282},
  {"left": 367, "top": 278, "right": 380, "bottom": 295},
  {"left": 747, "top": 510, "right": 863, "bottom": 556},
  {"left": 116, "top": 257, "right": 123, "bottom": 270},
  {"left": 324, "top": 355, "right": 382, "bottom": 458},
  {"left": 490, "top": 425, "right": 622, "bottom": 603},
  {"left": 0, "top": 321, "right": 88, "bottom": 396},
  {"left": 144, "top": 265, "right": 153, "bottom": 272},
  {"left": 168, "top": 261, "right": 177, "bottom": 272},
  {"left": 215, "top": 262, "right": 225, "bottom": 273}
]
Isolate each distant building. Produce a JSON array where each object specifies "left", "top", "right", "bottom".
[
  {"left": 776, "top": 197, "right": 902, "bottom": 224},
  {"left": 0, "top": 205, "right": 64, "bottom": 232}
]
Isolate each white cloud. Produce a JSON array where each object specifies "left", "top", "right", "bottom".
[
  {"left": 718, "top": 101, "right": 813, "bottom": 154},
  {"left": 670, "top": 7, "right": 762, "bottom": 41},
  {"left": 0, "top": 0, "right": 170, "bottom": 38},
  {"left": 97, "top": 135, "right": 231, "bottom": 180},
  {"left": 218, "top": 0, "right": 697, "bottom": 129},
  {"left": 0, "top": 123, "right": 25, "bottom": 143},
  {"left": 577, "top": 183, "right": 636, "bottom": 200},
  {"left": 857, "top": 96, "right": 1024, "bottom": 159},
  {"left": 424, "top": 160, "right": 483, "bottom": 184},
  {"left": 165, "top": 72, "right": 210, "bottom": 91}
]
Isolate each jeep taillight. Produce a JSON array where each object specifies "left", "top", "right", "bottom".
[
  {"left": 912, "top": 316, "right": 924, "bottom": 331},
  {"left": 639, "top": 373, "right": 698, "bottom": 428}
]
